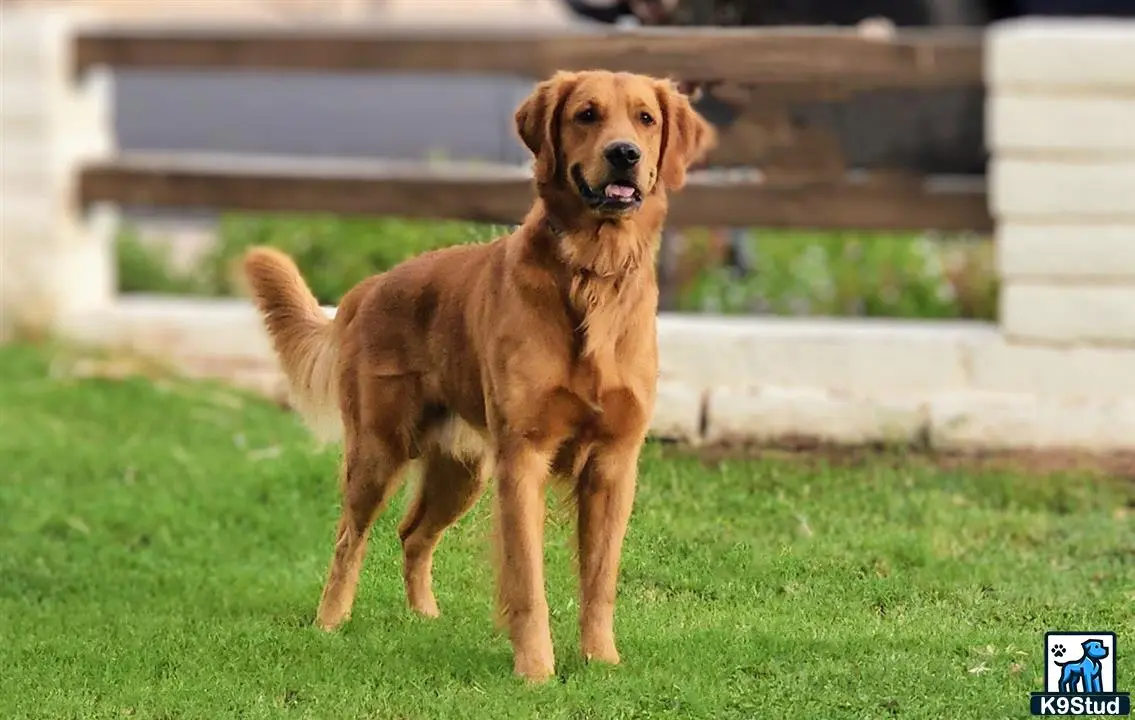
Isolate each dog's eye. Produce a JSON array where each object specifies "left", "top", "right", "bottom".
[
  {"left": 575, "top": 107, "right": 597, "bottom": 124},
  {"left": 639, "top": 111, "right": 656, "bottom": 126}
]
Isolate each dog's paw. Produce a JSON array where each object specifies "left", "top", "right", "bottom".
[
  {"left": 315, "top": 605, "right": 351, "bottom": 631},
  {"left": 514, "top": 656, "right": 556, "bottom": 683},
  {"left": 409, "top": 596, "right": 440, "bottom": 619},
  {"left": 1052, "top": 644, "right": 1067, "bottom": 658},
  {"left": 584, "top": 649, "right": 621, "bottom": 666},
  {"left": 582, "top": 639, "right": 621, "bottom": 666}
]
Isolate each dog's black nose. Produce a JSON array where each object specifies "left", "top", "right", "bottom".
[{"left": 604, "top": 142, "right": 641, "bottom": 170}]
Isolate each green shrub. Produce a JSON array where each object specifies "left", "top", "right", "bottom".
[
  {"left": 117, "top": 228, "right": 213, "bottom": 296},
  {"left": 208, "top": 214, "right": 509, "bottom": 305},
  {"left": 116, "top": 214, "right": 997, "bottom": 320},
  {"left": 118, "top": 215, "right": 509, "bottom": 306},
  {"left": 678, "top": 229, "right": 997, "bottom": 320}
]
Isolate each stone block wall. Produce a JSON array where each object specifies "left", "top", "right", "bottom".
[{"left": 989, "top": 20, "right": 1135, "bottom": 351}]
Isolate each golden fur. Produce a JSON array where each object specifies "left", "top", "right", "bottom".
[{"left": 242, "top": 70, "right": 715, "bottom": 681}]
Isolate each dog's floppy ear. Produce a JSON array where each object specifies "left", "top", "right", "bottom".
[
  {"left": 515, "top": 72, "right": 578, "bottom": 185},
  {"left": 655, "top": 80, "right": 717, "bottom": 191}
]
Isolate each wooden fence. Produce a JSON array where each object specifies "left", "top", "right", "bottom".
[
  {"left": 74, "top": 23, "right": 991, "bottom": 232},
  {"left": 11, "top": 10, "right": 1135, "bottom": 451}
]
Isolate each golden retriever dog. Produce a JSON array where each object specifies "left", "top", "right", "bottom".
[{"left": 242, "top": 70, "right": 715, "bottom": 681}]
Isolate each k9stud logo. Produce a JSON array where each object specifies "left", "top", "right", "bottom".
[{"left": 1031, "top": 632, "right": 1130, "bottom": 716}]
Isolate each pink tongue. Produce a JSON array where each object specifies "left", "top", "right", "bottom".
[{"left": 604, "top": 184, "right": 635, "bottom": 199}]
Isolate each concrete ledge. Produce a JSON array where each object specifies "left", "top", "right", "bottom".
[
  {"left": 49, "top": 297, "right": 1135, "bottom": 451},
  {"left": 657, "top": 315, "right": 987, "bottom": 396},
  {"left": 57, "top": 295, "right": 276, "bottom": 362},
  {"left": 988, "top": 19, "right": 1135, "bottom": 92},
  {"left": 997, "top": 224, "right": 1135, "bottom": 280},
  {"left": 929, "top": 393, "right": 1135, "bottom": 452},
  {"left": 1000, "top": 283, "right": 1135, "bottom": 344},
  {"left": 651, "top": 382, "right": 704, "bottom": 443},
  {"left": 970, "top": 339, "right": 1135, "bottom": 398},
  {"left": 708, "top": 390, "right": 1135, "bottom": 452},
  {"left": 704, "top": 387, "right": 926, "bottom": 447}
]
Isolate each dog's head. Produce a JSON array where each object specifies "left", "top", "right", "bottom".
[
  {"left": 1082, "top": 640, "right": 1109, "bottom": 660},
  {"left": 514, "top": 70, "right": 715, "bottom": 219}
]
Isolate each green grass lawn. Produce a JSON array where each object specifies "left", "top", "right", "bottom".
[{"left": 1, "top": 343, "right": 1131, "bottom": 720}]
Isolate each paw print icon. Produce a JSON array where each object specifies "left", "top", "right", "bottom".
[{"left": 1052, "top": 644, "right": 1067, "bottom": 658}]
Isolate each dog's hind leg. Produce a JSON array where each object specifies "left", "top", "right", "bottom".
[
  {"left": 316, "top": 434, "right": 410, "bottom": 631},
  {"left": 398, "top": 449, "right": 487, "bottom": 617}
]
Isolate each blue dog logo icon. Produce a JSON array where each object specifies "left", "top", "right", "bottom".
[
  {"left": 1055, "top": 639, "right": 1110, "bottom": 694},
  {"left": 1030, "top": 631, "right": 1130, "bottom": 716}
]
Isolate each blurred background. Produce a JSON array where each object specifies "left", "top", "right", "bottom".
[
  {"left": 9, "top": 0, "right": 1133, "bottom": 321},
  {"left": 3, "top": 0, "right": 1014, "bottom": 322}
]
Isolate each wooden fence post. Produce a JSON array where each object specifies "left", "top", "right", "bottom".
[{"left": 0, "top": 6, "right": 117, "bottom": 341}]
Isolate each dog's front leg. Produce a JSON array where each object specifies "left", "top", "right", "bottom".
[
  {"left": 577, "top": 439, "right": 641, "bottom": 666},
  {"left": 495, "top": 441, "right": 556, "bottom": 681}
]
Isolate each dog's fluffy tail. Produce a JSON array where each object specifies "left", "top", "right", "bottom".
[{"left": 243, "top": 246, "right": 342, "bottom": 443}]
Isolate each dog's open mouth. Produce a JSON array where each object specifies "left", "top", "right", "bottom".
[{"left": 572, "top": 165, "right": 643, "bottom": 213}]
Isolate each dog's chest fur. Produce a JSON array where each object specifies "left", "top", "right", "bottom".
[
  {"left": 565, "top": 270, "right": 642, "bottom": 364},
  {"left": 556, "top": 228, "right": 656, "bottom": 441}
]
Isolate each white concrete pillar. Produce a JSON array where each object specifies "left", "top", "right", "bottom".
[
  {"left": 988, "top": 19, "right": 1135, "bottom": 347},
  {"left": 0, "top": 6, "right": 117, "bottom": 341}
]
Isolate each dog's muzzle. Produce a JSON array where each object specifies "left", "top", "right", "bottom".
[{"left": 571, "top": 164, "right": 643, "bottom": 214}]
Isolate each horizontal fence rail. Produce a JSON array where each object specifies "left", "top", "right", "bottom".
[
  {"left": 73, "top": 24, "right": 983, "bottom": 86},
  {"left": 80, "top": 154, "right": 991, "bottom": 232}
]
